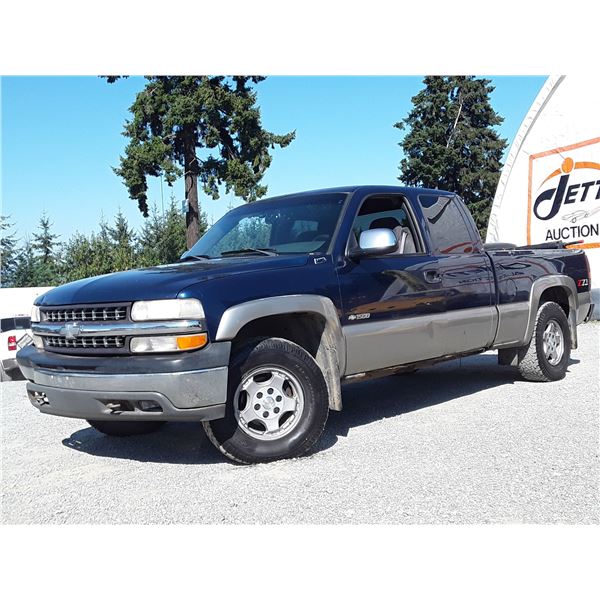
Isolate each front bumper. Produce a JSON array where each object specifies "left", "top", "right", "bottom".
[
  {"left": 26, "top": 379, "right": 226, "bottom": 421},
  {"left": 17, "top": 343, "right": 230, "bottom": 422}
]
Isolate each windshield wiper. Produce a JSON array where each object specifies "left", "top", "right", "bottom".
[
  {"left": 178, "top": 254, "right": 211, "bottom": 262},
  {"left": 220, "top": 248, "right": 279, "bottom": 257}
]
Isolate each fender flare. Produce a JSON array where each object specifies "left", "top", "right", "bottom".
[
  {"left": 524, "top": 275, "right": 579, "bottom": 348},
  {"left": 215, "top": 295, "right": 346, "bottom": 410}
]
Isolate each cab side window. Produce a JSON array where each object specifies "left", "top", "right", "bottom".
[
  {"left": 351, "top": 196, "right": 420, "bottom": 254},
  {"left": 418, "top": 195, "right": 475, "bottom": 254}
]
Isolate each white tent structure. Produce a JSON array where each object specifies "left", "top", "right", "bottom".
[{"left": 487, "top": 75, "right": 600, "bottom": 318}]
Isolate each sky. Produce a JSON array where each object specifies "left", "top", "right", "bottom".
[{"left": 1, "top": 76, "right": 546, "bottom": 243}]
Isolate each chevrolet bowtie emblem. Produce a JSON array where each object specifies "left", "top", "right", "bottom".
[{"left": 60, "top": 322, "right": 82, "bottom": 339}]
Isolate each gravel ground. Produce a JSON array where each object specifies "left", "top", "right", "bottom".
[{"left": 2, "top": 322, "right": 598, "bottom": 524}]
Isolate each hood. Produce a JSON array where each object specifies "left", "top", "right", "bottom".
[{"left": 37, "top": 255, "right": 309, "bottom": 305}]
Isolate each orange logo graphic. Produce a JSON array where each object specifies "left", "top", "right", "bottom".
[{"left": 538, "top": 156, "right": 600, "bottom": 189}]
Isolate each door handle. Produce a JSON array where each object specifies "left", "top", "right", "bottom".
[{"left": 424, "top": 270, "right": 442, "bottom": 283}]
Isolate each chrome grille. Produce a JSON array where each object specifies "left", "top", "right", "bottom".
[
  {"left": 41, "top": 305, "right": 128, "bottom": 322},
  {"left": 43, "top": 336, "right": 126, "bottom": 350}
]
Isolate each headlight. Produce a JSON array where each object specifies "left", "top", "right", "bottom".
[
  {"left": 130, "top": 333, "right": 208, "bottom": 353},
  {"left": 131, "top": 299, "right": 204, "bottom": 321},
  {"left": 31, "top": 305, "right": 41, "bottom": 323}
]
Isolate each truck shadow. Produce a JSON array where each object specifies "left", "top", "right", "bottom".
[
  {"left": 62, "top": 353, "right": 580, "bottom": 465},
  {"left": 62, "top": 422, "right": 225, "bottom": 465},
  {"left": 314, "top": 353, "right": 580, "bottom": 454}
]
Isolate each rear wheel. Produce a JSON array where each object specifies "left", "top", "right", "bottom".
[
  {"left": 203, "top": 337, "right": 329, "bottom": 464},
  {"left": 518, "top": 301, "right": 571, "bottom": 382},
  {"left": 87, "top": 420, "right": 166, "bottom": 437}
]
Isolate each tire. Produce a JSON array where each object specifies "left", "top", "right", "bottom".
[
  {"left": 203, "top": 337, "right": 330, "bottom": 464},
  {"left": 87, "top": 420, "right": 166, "bottom": 437},
  {"left": 518, "top": 301, "right": 571, "bottom": 382},
  {"left": 0, "top": 365, "right": 6, "bottom": 382}
]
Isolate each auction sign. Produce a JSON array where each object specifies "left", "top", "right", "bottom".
[{"left": 528, "top": 136, "right": 600, "bottom": 249}]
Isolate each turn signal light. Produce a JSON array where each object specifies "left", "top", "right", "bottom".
[{"left": 176, "top": 333, "right": 208, "bottom": 350}]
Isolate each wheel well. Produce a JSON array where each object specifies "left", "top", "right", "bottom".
[
  {"left": 232, "top": 312, "right": 324, "bottom": 355},
  {"left": 539, "top": 286, "right": 570, "bottom": 316},
  {"left": 231, "top": 312, "right": 343, "bottom": 411}
]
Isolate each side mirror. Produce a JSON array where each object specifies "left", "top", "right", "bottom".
[{"left": 350, "top": 228, "right": 398, "bottom": 259}]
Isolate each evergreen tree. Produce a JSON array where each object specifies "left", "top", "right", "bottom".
[
  {"left": 138, "top": 205, "right": 165, "bottom": 267},
  {"left": 12, "top": 237, "right": 38, "bottom": 287},
  {"left": 60, "top": 217, "right": 121, "bottom": 283},
  {"left": 139, "top": 198, "right": 207, "bottom": 267},
  {"left": 395, "top": 76, "right": 507, "bottom": 237},
  {"left": 106, "top": 76, "right": 295, "bottom": 248},
  {"left": 32, "top": 213, "right": 61, "bottom": 285},
  {"left": 107, "top": 210, "right": 137, "bottom": 272},
  {"left": 161, "top": 198, "right": 206, "bottom": 263},
  {"left": 90, "top": 217, "right": 117, "bottom": 275},
  {"left": 1, "top": 215, "right": 19, "bottom": 287},
  {"left": 61, "top": 232, "right": 96, "bottom": 282}
]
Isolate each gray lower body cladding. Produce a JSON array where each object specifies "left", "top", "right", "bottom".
[
  {"left": 18, "top": 342, "right": 231, "bottom": 421},
  {"left": 26, "top": 381, "right": 226, "bottom": 421},
  {"left": 343, "top": 306, "right": 497, "bottom": 375}
]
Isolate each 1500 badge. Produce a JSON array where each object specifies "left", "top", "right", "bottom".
[{"left": 348, "top": 313, "right": 371, "bottom": 320}]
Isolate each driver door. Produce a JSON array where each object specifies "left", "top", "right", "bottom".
[{"left": 337, "top": 194, "right": 447, "bottom": 375}]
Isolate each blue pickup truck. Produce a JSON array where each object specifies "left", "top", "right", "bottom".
[{"left": 18, "top": 186, "right": 594, "bottom": 463}]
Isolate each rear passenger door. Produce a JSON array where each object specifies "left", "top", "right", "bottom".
[{"left": 417, "top": 194, "right": 496, "bottom": 354}]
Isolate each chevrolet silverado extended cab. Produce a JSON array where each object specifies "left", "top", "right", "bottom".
[{"left": 18, "top": 186, "right": 594, "bottom": 463}]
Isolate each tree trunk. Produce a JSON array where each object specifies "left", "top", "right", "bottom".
[
  {"left": 184, "top": 135, "right": 200, "bottom": 249},
  {"left": 446, "top": 89, "right": 464, "bottom": 149}
]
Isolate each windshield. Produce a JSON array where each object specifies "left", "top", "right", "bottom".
[{"left": 186, "top": 193, "right": 348, "bottom": 259}]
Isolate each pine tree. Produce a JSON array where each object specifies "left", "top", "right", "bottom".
[
  {"left": 12, "top": 237, "right": 38, "bottom": 287},
  {"left": 107, "top": 210, "right": 137, "bottom": 272},
  {"left": 32, "top": 213, "right": 61, "bottom": 285},
  {"left": 91, "top": 217, "right": 116, "bottom": 275},
  {"left": 1, "top": 215, "right": 19, "bottom": 287},
  {"left": 161, "top": 198, "right": 206, "bottom": 264},
  {"left": 60, "top": 216, "right": 121, "bottom": 283},
  {"left": 106, "top": 76, "right": 295, "bottom": 248},
  {"left": 61, "top": 232, "right": 96, "bottom": 282},
  {"left": 396, "top": 76, "right": 507, "bottom": 237},
  {"left": 138, "top": 204, "right": 165, "bottom": 267},
  {"left": 139, "top": 198, "right": 207, "bottom": 267}
]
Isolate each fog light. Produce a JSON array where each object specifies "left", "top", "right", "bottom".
[
  {"left": 138, "top": 400, "right": 162, "bottom": 412},
  {"left": 130, "top": 333, "right": 208, "bottom": 353},
  {"left": 33, "top": 335, "right": 44, "bottom": 349}
]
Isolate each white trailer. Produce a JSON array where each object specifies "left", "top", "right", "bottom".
[{"left": 1, "top": 287, "right": 53, "bottom": 381}]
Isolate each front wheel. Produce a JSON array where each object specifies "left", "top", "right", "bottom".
[
  {"left": 203, "top": 337, "right": 330, "bottom": 464},
  {"left": 87, "top": 420, "right": 166, "bottom": 437},
  {"left": 518, "top": 301, "right": 571, "bottom": 382}
]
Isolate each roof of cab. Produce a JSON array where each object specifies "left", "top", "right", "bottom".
[{"left": 252, "top": 185, "right": 455, "bottom": 204}]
